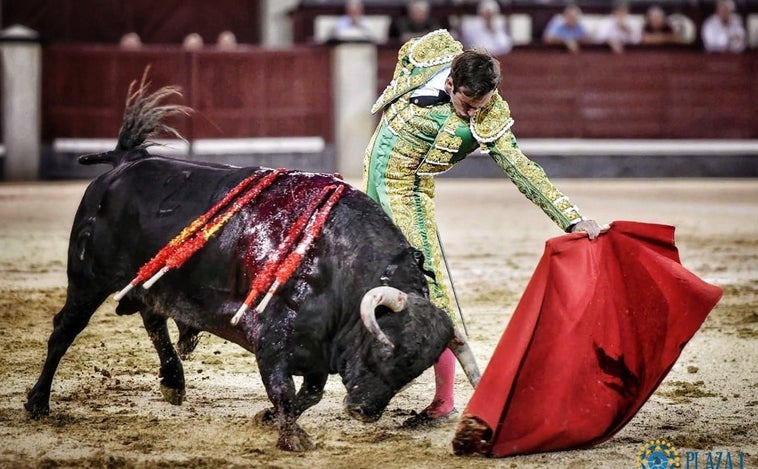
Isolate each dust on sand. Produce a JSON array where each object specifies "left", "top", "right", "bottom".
[{"left": 0, "top": 178, "right": 756, "bottom": 468}]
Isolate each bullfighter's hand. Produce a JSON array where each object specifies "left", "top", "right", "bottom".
[{"left": 570, "top": 219, "right": 602, "bottom": 240}]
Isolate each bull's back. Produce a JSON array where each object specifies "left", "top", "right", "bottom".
[{"left": 83, "top": 155, "right": 355, "bottom": 287}]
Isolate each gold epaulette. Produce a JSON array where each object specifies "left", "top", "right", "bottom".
[
  {"left": 407, "top": 29, "right": 462, "bottom": 68},
  {"left": 470, "top": 92, "right": 515, "bottom": 144},
  {"left": 371, "top": 30, "right": 462, "bottom": 114}
]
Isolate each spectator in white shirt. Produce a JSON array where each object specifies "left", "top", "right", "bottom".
[
  {"left": 459, "top": 0, "right": 513, "bottom": 56},
  {"left": 329, "top": 0, "right": 377, "bottom": 43},
  {"left": 594, "top": 1, "right": 642, "bottom": 54},
  {"left": 701, "top": 0, "right": 746, "bottom": 53}
]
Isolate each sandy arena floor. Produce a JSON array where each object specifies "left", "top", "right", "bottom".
[{"left": 0, "top": 177, "right": 756, "bottom": 468}]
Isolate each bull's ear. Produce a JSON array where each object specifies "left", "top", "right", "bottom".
[{"left": 410, "top": 247, "right": 435, "bottom": 281}]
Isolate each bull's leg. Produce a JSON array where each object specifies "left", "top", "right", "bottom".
[
  {"left": 140, "top": 309, "right": 185, "bottom": 405},
  {"left": 255, "top": 372, "right": 328, "bottom": 427},
  {"left": 294, "top": 372, "right": 328, "bottom": 416},
  {"left": 257, "top": 364, "right": 315, "bottom": 451},
  {"left": 174, "top": 321, "right": 202, "bottom": 360},
  {"left": 25, "top": 290, "right": 107, "bottom": 418}
]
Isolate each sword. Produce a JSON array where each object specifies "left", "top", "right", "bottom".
[{"left": 436, "top": 228, "right": 469, "bottom": 337}]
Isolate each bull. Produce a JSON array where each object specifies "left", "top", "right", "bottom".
[{"left": 24, "top": 78, "right": 480, "bottom": 451}]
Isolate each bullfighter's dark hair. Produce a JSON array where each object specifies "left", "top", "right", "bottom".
[
  {"left": 117, "top": 66, "right": 192, "bottom": 151},
  {"left": 449, "top": 49, "right": 501, "bottom": 98}
]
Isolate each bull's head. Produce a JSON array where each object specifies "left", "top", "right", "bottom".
[{"left": 342, "top": 286, "right": 480, "bottom": 422}]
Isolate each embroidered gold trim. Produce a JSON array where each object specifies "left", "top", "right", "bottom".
[
  {"left": 486, "top": 134, "right": 583, "bottom": 230},
  {"left": 471, "top": 93, "right": 515, "bottom": 143},
  {"left": 416, "top": 113, "right": 466, "bottom": 175},
  {"left": 408, "top": 29, "right": 462, "bottom": 67},
  {"left": 372, "top": 30, "right": 462, "bottom": 114}
]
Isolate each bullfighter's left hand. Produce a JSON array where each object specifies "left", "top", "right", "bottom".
[{"left": 570, "top": 219, "right": 603, "bottom": 240}]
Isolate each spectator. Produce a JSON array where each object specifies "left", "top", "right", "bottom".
[
  {"left": 119, "top": 32, "right": 142, "bottom": 49},
  {"left": 594, "top": 1, "right": 642, "bottom": 53},
  {"left": 459, "top": 0, "right": 513, "bottom": 55},
  {"left": 216, "top": 30, "right": 238, "bottom": 50},
  {"left": 389, "top": 0, "right": 440, "bottom": 43},
  {"left": 701, "top": 0, "right": 746, "bottom": 53},
  {"left": 182, "top": 33, "right": 204, "bottom": 50},
  {"left": 329, "top": 0, "right": 377, "bottom": 43},
  {"left": 542, "top": 4, "right": 591, "bottom": 53},
  {"left": 641, "top": 5, "right": 683, "bottom": 45}
]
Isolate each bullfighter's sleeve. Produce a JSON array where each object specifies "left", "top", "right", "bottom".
[{"left": 472, "top": 93, "right": 584, "bottom": 231}]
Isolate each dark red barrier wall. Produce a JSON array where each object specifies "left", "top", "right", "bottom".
[
  {"left": 4, "top": 0, "right": 261, "bottom": 45},
  {"left": 377, "top": 46, "right": 758, "bottom": 139},
  {"left": 42, "top": 45, "right": 333, "bottom": 143},
  {"left": 42, "top": 45, "right": 757, "bottom": 143}
]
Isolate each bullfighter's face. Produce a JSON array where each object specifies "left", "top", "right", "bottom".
[{"left": 445, "top": 77, "right": 494, "bottom": 119}]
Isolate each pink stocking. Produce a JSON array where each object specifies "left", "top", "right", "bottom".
[{"left": 425, "top": 347, "right": 456, "bottom": 417}]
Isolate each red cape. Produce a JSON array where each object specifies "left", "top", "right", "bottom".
[{"left": 453, "top": 221, "right": 722, "bottom": 457}]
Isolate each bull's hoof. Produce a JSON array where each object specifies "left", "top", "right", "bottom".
[
  {"left": 253, "top": 408, "right": 278, "bottom": 428},
  {"left": 160, "top": 383, "right": 185, "bottom": 405},
  {"left": 24, "top": 400, "right": 50, "bottom": 419},
  {"left": 277, "top": 427, "right": 315, "bottom": 452}
]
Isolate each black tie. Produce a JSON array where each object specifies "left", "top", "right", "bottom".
[{"left": 410, "top": 90, "right": 451, "bottom": 108}]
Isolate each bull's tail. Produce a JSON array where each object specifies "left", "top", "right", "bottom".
[{"left": 78, "top": 66, "right": 192, "bottom": 167}]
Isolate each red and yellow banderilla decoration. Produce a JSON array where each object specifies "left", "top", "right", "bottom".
[
  {"left": 230, "top": 184, "right": 344, "bottom": 325},
  {"left": 113, "top": 169, "right": 285, "bottom": 301},
  {"left": 113, "top": 168, "right": 346, "bottom": 329}
]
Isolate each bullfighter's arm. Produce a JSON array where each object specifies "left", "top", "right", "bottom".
[{"left": 471, "top": 92, "right": 584, "bottom": 232}]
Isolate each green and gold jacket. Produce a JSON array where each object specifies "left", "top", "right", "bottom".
[{"left": 369, "top": 29, "right": 584, "bottom": 231}]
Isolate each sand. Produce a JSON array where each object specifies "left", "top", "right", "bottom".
[{"left": 0, "top": 177, "right": 755, "bottom": 468}]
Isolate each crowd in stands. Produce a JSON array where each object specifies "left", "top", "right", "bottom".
[
  {"left": 119, "top": 30, "right": 240, "bottom": 50},
  {"left": 324, "top": 0, "right": 750, "bottom": 54},
  {"left": 113, "top": 0, "right": 751, "bottom": 55}
]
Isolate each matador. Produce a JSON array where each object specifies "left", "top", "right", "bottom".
[{"left": 362, "top": 29, "right": 600, "bottom": 427}]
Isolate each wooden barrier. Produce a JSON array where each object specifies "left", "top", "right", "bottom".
[
  {"left": 42, "top": 45, "right": 758, "bottom": 145},
  {"left": 42, "top": 45, "right": 191, "bottom": 141},
  {"left": 41, "top": 45, "right": 333, "bottom": 143},
  {"left": 4, "top": 0, "right": 262, "bottom": 45},
  {"left": 377, "top": 46, "right": 758, "bottom": 139}
]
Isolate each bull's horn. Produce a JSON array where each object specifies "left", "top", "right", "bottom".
[
  {"left": 360, "top": 286, "right": 407, "bottom": 349},
  {"left": 449, "top": 327, "right": 481, "bottom": 388}
]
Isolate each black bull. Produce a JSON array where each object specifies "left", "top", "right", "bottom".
[{"left": 24, "top": 152, "right": 481, "bottom": 450}]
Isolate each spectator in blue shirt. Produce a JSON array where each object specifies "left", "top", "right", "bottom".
[{"left": 542, "top": 4, "right": 591, "bottom": 53}]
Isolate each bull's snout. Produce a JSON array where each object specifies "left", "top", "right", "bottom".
[{"left": 344, "top": 398, "right": 382, "bottom": 423}]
